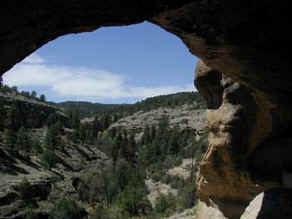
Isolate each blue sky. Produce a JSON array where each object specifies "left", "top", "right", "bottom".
[{"left": 3, "top": 22, "right": 198, "bottom": 103}]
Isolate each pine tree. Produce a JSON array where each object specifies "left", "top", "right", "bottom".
[
  {"left": 109, "top": 127, "right": 117, "bottom": 139},
  {"left": 44, "top": 124, "right": 61, "bottom": 150},
  {"left": 3, "top": 128, "right": 16, "bottom": 153},
  {"left": 0, "top": 97, "right": 5, "bottom": 130},
  {"left": 141, "top": 125, "right": 151, "bottom": 145},
  {"left": 150, "top": 125, "right": 156, "bottom": 140},
  {"left": 31, "top": 135, "right": 42, "bottom": 154},
  {"left": 145, "top": 140, "right": 156, "bottom": 164},
  {"left": 101, "top": 114, "right": 111, "bottom": 130},
  {"left": 46, "top": 113, "right": 59, "bottom": 127},
  {"left": 169, "top": 126, "right": 180, "bottom": 155},
  {"left": 16, "top": 127, "right": 31, "bottom": 157},
  {"left": 40, "top": 94, "right": 46, "bottom": 102},
  {"left": 31, "top": 90, "right": 37, "bottom": 99},
  {"left": 41, "top": 150, "right": 59, "bottom": 170},
  {"left": 69, "top": 109, "right": 80, "bottom": 129},
  {"left": 71, "top": 129, "right": 79, "bottom": 143},
  {"left": 93, "top": 116, "right": 102, "bottom": 133},
  {"left": 158, "top": 115, "right": 170, "bottom": 136},
  {"left": 112, "top": 132, "right": 123, "bottom": 167},
  {"left": 153, "top": 137, "right": 162, "bottom": 158},
  {"left": 128, "top": 133, "right": 137, "bottom": 164},
  {"left": 5, "top": 103, "right": 18, "bottom": 131}
]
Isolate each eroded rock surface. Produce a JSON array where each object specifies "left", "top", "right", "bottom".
[
  {"left": 0, "top": 1, "right": 291, "bottom": 101},
  {"left": 108, "top": 104, "right": 206, "bottom": 141},
  {"left": 195, "top": 60, "right": 292, "bottom": 218}
]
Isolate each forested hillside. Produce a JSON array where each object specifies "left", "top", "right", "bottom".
[
  {"left": 58, "top": 91, "right": 205, "bottom": 119},
  {"left": 0, "top": 84, "right": 208, "bottom": 219}
]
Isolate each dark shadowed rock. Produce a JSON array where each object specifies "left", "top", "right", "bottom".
[
  {"left": 241, "top": 189, "right": 292, "bottom": 219},
  {"left": 194, "top": 60, "right": 223, "bottom": 109},
  {"left": 196, "top": 68, "right": 262, "bottom": 218}
]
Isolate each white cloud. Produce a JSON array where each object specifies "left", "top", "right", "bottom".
[
  {"left": 23, "top": 53, "right": 45, "bottom": 64},
  {"left": 3, "top": 53, "right": 195, "bottom": 101}
]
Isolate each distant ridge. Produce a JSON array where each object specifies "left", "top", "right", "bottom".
[{"left": 56, "top": 91, "right": 206, "bottom": 118}]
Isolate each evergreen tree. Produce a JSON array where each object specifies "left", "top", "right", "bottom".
[
  {"left": 41, "top": 150, "right": 59, "bottom": 170},
  {"left": 11, "top": 86, "right": 18, "bottom": 94},
  {"left": 30, "top": 90, "right": 37, "bottom": 99},
  {"left": 169, "top": 126, "right": 180, "bottom": 155},
  {"left": 128, "top": 133, "right": 137, "bottom": 164},
  {"left": 3, "top": 128, "right": 16, "bottom": 153},
  {"left": 92, "top": 116, "right": 102, "bottom": 135},
  {"left": 67, "top": 108, "right": 80, "bottom": 129},
  {"left": 71, "top": 129, "right": 79, "bottom": 143},
  {"left": 49, "top": 199, "right": 85, "bottom": 219},
  {"left": 21, "top": 91, "right": 30, "bottom": 98},
  {"left": 44, "top": 124, "right": 61, "bottom": 150},
  {"left": 158, "top": 115, "right": 170, "bottom": 136},
  {"left": 150, "top": 125, "right": 156, "bottom": 140},
  {"left": 141, "top": 125, "right": 151, "bottom": 145},
  {"left": 153, "top": 137, "right": 162, "bottom": 159},
  {"left": 39, "top": 94, "right": 46, "bottom": 102},
  {"left": 145, "top": 140, "right": 156, "bottom": 164},
  {"left": 46, "top": 113, "right": 59, "bottom": 127},
  {"left": 5, "top": 103, "right": 19, "bottom": 131},
  {"left": 0, "top": 97, "right": 5, "bottom": 130},
  {"left": 16, "top": 127, "right": 31, "bottom": 157},
  {"left": 101, "top": 114, "right": 111, "bottom": 130},
  {"left": 31, "top": 136, "right": 42, "bottom": 154},
  {"left": 113, "top": 114, "right": 119, "bottom": 123},
  {"left": 109, "top": 127, "right": 117, "bottom": 139},
  {"left": 112, "top": 132, "right": 123, "bottom": 167},
  {"left": 120, "top": 131, "right": 130, "bottom": 161}
]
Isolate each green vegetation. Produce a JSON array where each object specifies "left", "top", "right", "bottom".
[
  {"left": 40, "top": 150, "right": 60, "bottom": 170},
  {"left": 155, "top": 192, "right": 176, "bottom": 216},
  {"left": 16, "top": 177, "right": 33, "bottom": 200},
  {"left": 0, "top": 84, "right": 46, "bottom": 102},
  {"left": 0, "top": 83, "right": 208, "bottom": 219},
  {"left": 58, "top": 91, "right": 205, "bottom": 120},
  {"left": 49, "top": 199, "right": 86, "bottom": 219},
  {"left": 73, "top": 114, "right": 207, "bottom": 218}
]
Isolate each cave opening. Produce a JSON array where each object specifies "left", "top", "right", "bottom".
[{"left": 2, "top": 21, "right": 199, "bottom": 104}]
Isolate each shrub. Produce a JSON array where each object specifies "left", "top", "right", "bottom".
[
  {"left": 16, "top": 177, "right": 32, "bottom": 200},
  {"left": 24, "top": 208, "right": 39, "bottom": 219},
  {"left": 178, "top": 182, "right": 197, "bottom": 210},
  {"left": 40, "top": 150, "right": 60, "bottom": 170},
  {"left": 89, "top": 205, "right": 127, "bottom": 219},
  {"left": 49, "top": 199, "right": 86, "bottom": 219},
  {"left": 76, "top": 169, "right": 119, "bottom": 205},
  {"left": 116, "top": 185, "right": 152, "bottom": 216},
  {"left": 31, "top": 136, "right": 43, "bottom": 154},
  {"left": 169, "top": 175, "right": 186, "bottom": 190},
  {"left": 154, "top": 193, "right": 176, "bottom": 216}
]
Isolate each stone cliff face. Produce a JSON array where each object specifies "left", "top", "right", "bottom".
[
  {"left": 0, "top": 1, "right": 291, "bottom": 218},
  {"left": 195, "top": 60, "right": 292, "bottom": 218},
  {"left": 0, "top": 93, "right": 66, "bottom": 129},
  {"left": 108, "top": 104, "right": 206, "bottom": 141},
  {"left": 195, "top": 61, "right": 263, "bottom": 218}
]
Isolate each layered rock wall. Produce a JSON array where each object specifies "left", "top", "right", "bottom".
[
  {"left": 0, "top": 95, "right": 66, "bottom": 129},
  {"left": 195, "top": 60, "right": 292, "bottom": 218}
]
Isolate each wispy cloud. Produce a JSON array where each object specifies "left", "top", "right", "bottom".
[{"left": 3, "top": 54, "right": 194, "bottom": 101}]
